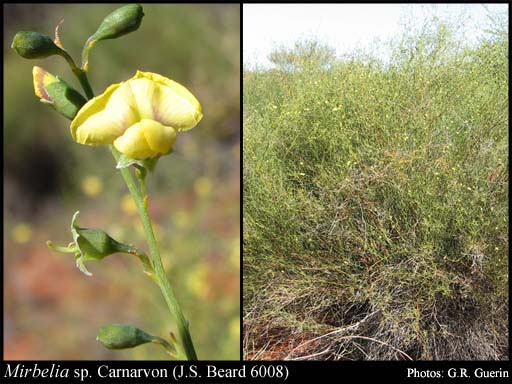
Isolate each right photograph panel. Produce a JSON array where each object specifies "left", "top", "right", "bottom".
[{"left": 243, "top": 4, "right": 509, "bottom": 360}]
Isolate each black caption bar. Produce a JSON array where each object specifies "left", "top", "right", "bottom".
[{"left": 1, "top": 361, "right": 511, "bottom": 383}]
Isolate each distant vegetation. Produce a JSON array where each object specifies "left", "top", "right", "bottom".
[{"left": 243, "top": 15, "right": 508, "bottom": 360}]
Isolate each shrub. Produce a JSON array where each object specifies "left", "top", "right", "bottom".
[{"left": 243, "top": 18, "right": 508, "bottom": 360}]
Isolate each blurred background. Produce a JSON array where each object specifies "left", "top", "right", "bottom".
[{"left": 4, "top": 4, "right": 240, "bottom": 360}]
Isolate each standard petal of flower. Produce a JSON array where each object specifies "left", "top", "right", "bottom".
[
  {"left": 113, "top": 122, "right": 155, "bottom": 159},
  {"left": 104, "top": 82, "right": 140, "bottom": 128},
  {"left": 134, "top": 71, "right": 203, "bottom": 131},
  {"left": 128, "top": 77, "right": 156, "bottom": 120},
  {"left": 154, "top": 83, "right": 203, "bottom": 131},
  {"left": 134, "top": 71, "right": 200, "bottom": 107},
  {"left": 139, "top": 119, "right": 177, "bottom": 155}
]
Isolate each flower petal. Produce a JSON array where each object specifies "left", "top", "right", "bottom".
[
  {"left": 113, "top": 121, "right": 154, "bottom": 159},
  {"left": 127, "top": 77, "right": 156, "bottom": 120},
  {"left": 113, "top": 119, "right": 177, "bottom": 159},
  {"left": 74, "top": 112, "right": 126, "bottom": 144},
  {"left": 141, "top": 119, "right": 176, "bottom": 155},
  {"left": 71, "top": 83, "right": 121, "bottom": 144},
  {"left": 70, "top": 70, "right": 201, "bottom": 152},
  {"left": 71, "top": 81, "right": 140, "bottom": 145},
  {"left": 133, "top": 71, "right": 202, "bottom": 131},
  {"left": 106, "top": 81, "right": 140, "bottom": 123}
]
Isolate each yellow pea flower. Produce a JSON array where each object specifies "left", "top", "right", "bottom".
[
  {"left": 81, "top": 175, "right": 103, "bottom": 197},
  {"left": 12, "top": 223, "right": 33, "bottom": 244},
  {"left": 70, "top": 71, "right": 203, "bottom": 159},
  {"left": 229, "top": 317, "right": 240, "bottom": 339},
  {"left": 194, "top": 176, "right": 212, "bottom": 197},
  {"left": 121, "top": 193, "right": 138, "bottom": 215}
]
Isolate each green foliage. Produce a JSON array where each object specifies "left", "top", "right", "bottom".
[
  {"left": 244, "top": 18, "right": 508, "bottom": 360},
  {"left": 269, "top": 39, "right": 336, "bottom": 72}
]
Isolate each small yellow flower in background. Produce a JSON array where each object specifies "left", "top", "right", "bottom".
[
  {"left": 121, "top": 193, "right": 137, "bottom": 215},
  {"left": 70, "top": 71, "right": 202, "bottom": 159},
  {"left": 229, "top": 317, "right": 240, "bottom": 339},
  {"left": 81, "top": 175, "right": 103, "bottom": 197},
  {"left": 12, "top": 223, "right": 33, "bottom": 244},
  {"left": 194, "top": 177, "right": 212, "bottom": 198},
  {"left": 186, "top": 264, "right": 209, "bottom": 299},
  {"left": 173, "top": 210, "right": 192, "bottom": 229}
]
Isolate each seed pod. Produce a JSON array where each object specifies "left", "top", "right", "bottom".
[
  {"left": 69, "top": 211, "right": 133, "bottom": 261},
  {"left": 47, "top": 211, "right": 151, "bottom": 277},
  {"left": 12, "top": 31, "right": 62, "bottom": 59},
  {"left": 97, "top": 324, "right": 176, "bottom": 355},
  {"left": 75, "top": 228, "right": 133, "bottom": 260},
  {"left": 91, "top": 4, "right": 144, "bottom": 42},
  {"left": 33, "top": 66, "right": 86, "bottom": 120},
  {"left": 97, "top": 324, "right": 154, "bottom": 349}
]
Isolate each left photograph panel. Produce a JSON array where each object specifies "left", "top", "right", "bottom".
[{"left": 4, "top": 3, "right": 240, "bottom": 360}]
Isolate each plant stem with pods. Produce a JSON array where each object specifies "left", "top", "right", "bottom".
[{"left": 73, "top": 63, "right": 198, "bottom": 361}]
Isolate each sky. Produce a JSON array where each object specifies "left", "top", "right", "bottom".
[{"left": 243, "top": 4, "right": 508, "bottom": 68}]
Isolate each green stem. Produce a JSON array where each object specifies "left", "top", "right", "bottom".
[
  {"left": 81, "top": 36, "right": 96, "bottom": 73},
  {"left": 46, "top": 240, "right": 77, "bottom": 253},
  {"left": 110, "top": 147, "right": 198, "bottom": 360},
  {"left": 151, "top": 336, "right": 177, "bottom": 357},
  {"left": 63, "top": 58, "right": 195, "bottom": 359},
  {"left": 75, "top": 69, "right": 94, "bottom": 100},
  {"left": 59, "top": 49, "right": 94, "bottom": 99},
  {"left": 127, "top": 247, "right": 155, "bottom": 280}
]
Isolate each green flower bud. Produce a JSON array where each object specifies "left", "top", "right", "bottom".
[
  {"left": 33, "top": 66, "right": 86, "bottom": 120},
  {"left": 97, "top": 324, "right": 176, "bottom": 356},
  {"left": 82, "top": 4, "right": 144, "bottom": 71},
  {"left": 91, "top": 4, "right": 144, "bottom": 42},
  {"left": 11, "top": 31, "right": 62, "bottom": 59},
  {"left": 97, "top": 324, "right": 154, "bottom": 349}
]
